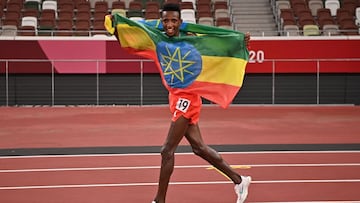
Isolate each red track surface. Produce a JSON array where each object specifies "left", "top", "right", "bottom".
[{"left": 1, "top": 106, "right": 360, "bottom": 202}]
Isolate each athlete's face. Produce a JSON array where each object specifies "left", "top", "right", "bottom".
[{"left": 161, "top": 11, "right": 182, "bottom": 37}]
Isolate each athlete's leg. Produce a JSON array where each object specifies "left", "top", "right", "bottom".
[
  {"left": 154, "top": 116, "right": 189, "bottom": 203},
  {"left": 185, "top": 123, "right": 242, "bottom": 184}
]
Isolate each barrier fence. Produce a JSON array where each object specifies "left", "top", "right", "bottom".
[{"left": 1, "top": 58, "right": 359, "bottom": 106}]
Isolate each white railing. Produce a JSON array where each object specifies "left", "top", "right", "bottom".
[{"left": 0, "top": 58, "right": 359, "bottom": 106}]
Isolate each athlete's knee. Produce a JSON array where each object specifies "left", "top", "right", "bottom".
[
  {"left": 191, "top": 144, "right": 207, "bottom": 157},
  {"left": 160, "top": 146, "right": 175, "bottom": 161}
]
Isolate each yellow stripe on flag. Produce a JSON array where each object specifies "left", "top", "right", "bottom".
[
  {"left": 104, "top": 15, "right": 115, "bottom": 34},
  {"left": 116, "top": 24, "right": 156, "bottom": 51},
  {"left": 197, "top": 56, "right": 247, "bottom": 87}
]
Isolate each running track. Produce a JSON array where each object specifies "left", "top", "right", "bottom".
[{"left": 1, "top": 106, "right": 360, "bottom": 202}]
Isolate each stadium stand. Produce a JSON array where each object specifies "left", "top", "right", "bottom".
[
  {"left": 1, "top": 0, "right": 359, "bottom": 36},
  {"left": 232, "top": 0, "right": 278, "bottom": 36},
  {"left": 273, "top": 0, "right": 359, "bottom": 36}
]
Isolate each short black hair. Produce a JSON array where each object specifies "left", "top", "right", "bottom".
[{"left": 162, "top": 3, "right": 181, "bottom": 18}]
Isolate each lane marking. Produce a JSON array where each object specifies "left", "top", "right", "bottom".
[
  {"left": 1, "top": 163, "right": 360, "bottom": 173},
  {"left": 252, "top": 201, "right": 360, "bottom": 203},
  {"left": 1, "top": 150, "right": 360, "bottom": 159},
  {"left": 1, "top": 179, "right": 360, "bottom": 190}
]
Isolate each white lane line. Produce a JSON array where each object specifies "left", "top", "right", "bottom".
[
  {"left": 1, "top": 150, "right": 360, "bottom": 159},
  {"left": 1, "top": 179, "right": 360, "bottom": 190},
  {"left": 1, "top": 163, "right": 360, "bottom": 173},
  {"left": 252, "top": 201, "right": 360, "bottom": 203}
]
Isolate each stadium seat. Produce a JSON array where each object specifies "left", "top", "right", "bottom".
[
  {"left": 92, "top": 19, "right": 107, "bottom": 35},
  {"left": 111, "top": 1, "right": 126, "bottom": 9},
  {"left": 93, "top": 11, "right": 108, "bottom": 21},
  {"left": 197, "top": 2, "right": 212, "bottom": 14},
  {"left": 6, "top": 1, "right": 22, "bottom": 13},
  {"left": 38, "top": 18, "right": 56, "bottom": 36},
  {"left": 58, "top": 10, "right": 74, "bottom": 21},
  {"left": 317, "top": 8, "right": 333, "bottom": 20},
  {"left": 341, "top": 0, "right": 357, "bottom": 15},
  {"left": 145, "top": 1, "right": 160, "bottom": 12},
  {"left": 18, "top": 26, "right": 37, "bottom": 36},
  {"left": 88, "top": 0, "right": 98, "bottom": 8},
  {"left": 23, "top": 0, "right": 41, "bottom": 11},
  {"left": 214, "top": 8, "right": 229, "bottom": 19},
  {"left": 0, "top": 25, "right": 18, "bottom": 36},
  {"left": 129, "top": 1, "right": 143, "bottom": 11},
  {"left": 292, "top": 1, "right": 308, "bottom": 16},
  {"left": 297, "top": 9, "right": 316, "bottom": 28},
  {"left": 42, "top": 0, "right": 58, "bottom": 18},
  {"left": 283, "top": 24, "right": 300, "bottom": 36},
  {"left": 339, "top": 18, "right": 359, "bottom": 35},
  {"left": 76, "top": 11, "right": 91, "bottom": 21},
  {"left": 356, "top": 7, "right": 360, "bottom": 26},
  {"left": 308, "top": 0, "right": 324, "bottom": 16},
  {"left": 303, "top": 24, "right": 320, "bottom": 36},
  {"left": 213, "top": 1, "right": 228, "bottom": 11},
  {"left": 325, "top": 0, "right": 340, "bottom": 16},
  {"left": 56, "top": 19, "right": 74, "bottom": 36},
  {"left": 75, "top": 19, "right": 91, "bottom": 36},
  {"left": 181, "top": 0, "right": 196, "bottom": 9},
  {"left": 197, "top": 0, "right": 211, "bottom": 4},
  {"left": 275, "top": 0, "right": 291, "bottom": 17},
  {"left": 4, "top": 11, "right": 21, "bottom": 27},
  {"left": 76, "top": 1, "right": 91, "bottom": 12},
  {"left": 19, "top": 16, "right": 38, "bottom": 36},
  {"left": 280, "top": 9, "right": 297, "bottom": 28},
  {"left": 95, "top": 1, "right": 109, "bottom": 13},
  {"left": 336, "top": 8, "right": 353, "bottom": 24},
  {"left": 181, "top": 9, "right": 196, "bottom": 23},
  {"left": 216, "top": 17, "right": 231, "bottom": 28},
  {"left": 21, "top": 16, "right": 38, "bottom": 28},
  {"left": 198, "top": 17, "right": 214, "bottom": 26},
  {"left": 40, "top": 9, "right": 56, "bottom": 22},
  {"left": 58, "top": 2, "right": 75, "bottom": 13},
  {"left": 180, "top": 1, "right": 194, "bottom": 9},
  {"left": 106, "top": 0, "right": 121, "bottom": 9},
  {"left": 22, "top": 9, "right": 40, "bottom": 18},
  {"left": 145, "top": 11, "right": 160, "bottom": 19},
  {"left": 317, "top": 16, "right": 336, "bottom": 29},
  {"left": 322, "top": 24, "right": 340, "bottom": 35}
]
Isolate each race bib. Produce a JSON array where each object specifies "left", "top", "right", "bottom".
[{"left": 176, "top": 98, "right": 191, "bottom": 113}]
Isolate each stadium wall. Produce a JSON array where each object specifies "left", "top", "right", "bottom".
[{"left": 0, "top": 36, "right": 359, "bottom": 106}]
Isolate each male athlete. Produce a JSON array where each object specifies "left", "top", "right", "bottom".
[{"left": 150, "top": 3, "right": 252, "bottom": 203}]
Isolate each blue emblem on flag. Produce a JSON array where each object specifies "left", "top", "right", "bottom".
[{"left": 156, "top": 41, "right": 202, "bottom": 88}]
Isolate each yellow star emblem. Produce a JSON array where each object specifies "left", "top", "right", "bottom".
[{"left": 160, "top": 45, "right": 196, "bottom": 84}]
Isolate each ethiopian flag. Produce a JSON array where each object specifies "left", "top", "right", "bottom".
[{"left": 105, "top": 14, "right": 249, "bottom": 108}]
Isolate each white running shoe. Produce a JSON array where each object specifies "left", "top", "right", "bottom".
[{"left": 234, "top": 176, "right": 252, "bottom": 203}]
